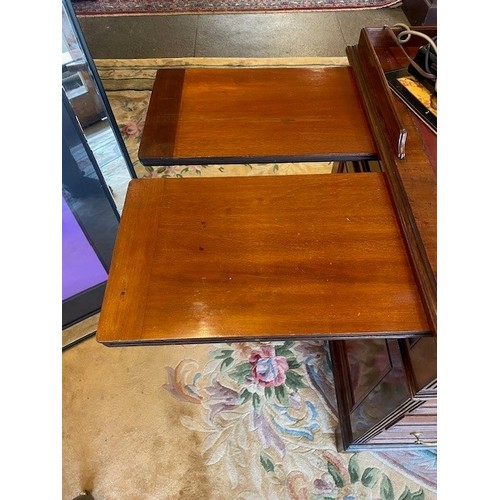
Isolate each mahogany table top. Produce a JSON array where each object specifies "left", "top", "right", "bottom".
[
  {"left": 348, "top": 27, "right": 437, "bottom": 334},
  {"left": 97, "top": 173, "right": 431, "bottom": 346},
  {"left": 138, "top": 67, "right": 377, "bottom": 166}
]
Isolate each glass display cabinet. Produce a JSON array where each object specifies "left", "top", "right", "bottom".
[{"left": 62, "top": 0, "right": 136, "bottom": 348}]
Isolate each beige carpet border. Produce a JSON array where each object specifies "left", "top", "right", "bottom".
[{"left": 94, "top": 56, "right": 350, "bottom": 69}]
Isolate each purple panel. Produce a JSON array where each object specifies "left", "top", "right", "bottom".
[{"left": 62, "top": 196, "right": 108, "bottom": 300}]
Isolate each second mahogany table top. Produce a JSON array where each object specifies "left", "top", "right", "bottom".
[
  {"left": 97, "top": 174, "right": 431, "bottom": 346},
  {"left": 138, "top": 66, "right": 377, "bottom": 166}
]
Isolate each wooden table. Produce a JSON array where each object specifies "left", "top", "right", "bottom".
[
  {"left": 97, "top": 174, "right": 430, "bottom": 346},
  {"left": 98, "top": 26, "right": 437, "bottom": 450},
  {"left": 138, "top": 67, "right": 377, "bottom": 166}
]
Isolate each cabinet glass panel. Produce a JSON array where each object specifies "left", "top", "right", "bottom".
[{"left": 347, "top": 340, "right": 410, "bottom": 442}]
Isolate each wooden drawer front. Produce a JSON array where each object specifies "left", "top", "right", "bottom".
[
  {"left": 368, "top": 401, "right": 436, "bottom": 445},
  {"left": 410, "top": 398, "right": 437, "bottom": 414}
]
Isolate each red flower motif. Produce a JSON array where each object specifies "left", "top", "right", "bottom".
[
  {"left": 121, "top": 122, "right": 142, "bottom": 137},
  {"left": 249, "top": 345, "right": 289, "bottom": 387}
]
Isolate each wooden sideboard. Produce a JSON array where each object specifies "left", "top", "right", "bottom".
[
  {"left": 97, "top": 27, "right": 437, "bottom": 451},
  {"left": 332, "top": 26, "right": 437, "bottom": 450}
]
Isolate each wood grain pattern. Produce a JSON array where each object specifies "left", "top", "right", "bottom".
[
  {"left": 354, "top": 28, "right": 407, "bottom": 159},
  {"left": 347, "top": 28, "right": 437, "bottom": 335},
  {"left": 138, "top": 69, "right": 185, "bottom": 162},
  {"left": 138, "top": 67, "right": 377, "bottom": 166},
  {"left": 97, "top": 174, "right": 430, "bottom": 346}
]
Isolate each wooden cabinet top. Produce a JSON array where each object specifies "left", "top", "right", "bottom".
[
  {"left": 138, "top": 67, "right": 377, "bottom": 166},
  {"left": 347, "top": 26, "right": 437, "bottom": 334},
  {"left": 97, "top": 173, "right": 431, "bottom": 346}
]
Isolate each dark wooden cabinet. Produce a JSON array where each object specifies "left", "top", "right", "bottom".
[
  {"left": 97, "top": 26, "right": 438, "bottom": 451},
  {"left": 328, "top": 26, "right": 438, "bottom": 451},
  {"left": 330, "top": 338, "right": 436, "bottom": 450}
]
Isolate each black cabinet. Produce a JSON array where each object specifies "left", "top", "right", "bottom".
[{"left": 402, "top": 0, "right": 437, "bottom": 26}]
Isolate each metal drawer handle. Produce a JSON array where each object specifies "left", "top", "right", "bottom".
[{"left": 411, "top": 432, "right": 437, "bottom": 446}]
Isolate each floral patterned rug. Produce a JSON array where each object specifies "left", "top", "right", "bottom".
[
  {"left": 72, "top": 0, "right": 402, "bottom": 16},
  {"left": 62, "top": 57, "right": 436, "bottom": 500}
]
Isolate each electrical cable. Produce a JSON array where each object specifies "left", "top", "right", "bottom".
[
  {"left": 392, "top": 23, "right": 438, "bottom": 54},
  {"left": 384, "top": 23, "right": 437, "bottom": 92}
]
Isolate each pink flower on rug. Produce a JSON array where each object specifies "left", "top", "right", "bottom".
[
  {"left": 121, "top": 122, "right": 142, "bottom": 137},
  {"left": 249, "top": 345, "right": 289, "bottom": 387}
]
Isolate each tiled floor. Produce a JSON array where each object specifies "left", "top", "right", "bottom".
[{"left": 77, "top": 7, "right": 409, "bottom": 59}]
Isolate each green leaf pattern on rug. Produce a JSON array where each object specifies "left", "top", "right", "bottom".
[
  {"left": 348, "top": 454, "right": 360, "bottom": 484},
  {"left": 162, "top": 340, "right": 432, "bottom": 498},
  {"left": 260, "top": 451, "right": 275, "bottom": 473},
  {"left": 327, "top": 462, "right": 344, "bottom": 488},
  {"left": 361, "top": 467, "right": 379, "bottom": 488},
  {"left": 312, "top": 457, "right": 426, "bottom": 500},
  {"left": 226, "top": 341, "right": 309, "bottom": 408},
  {"left": 398, "top": 486, "right": 425, "bottom": 500},
  {"left": 380, "top": 473, "right": 395, "bottom": 500}
]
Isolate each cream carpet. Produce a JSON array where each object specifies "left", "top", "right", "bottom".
[{"left": 63, "top": 337, "right": 436, "bottom": 499}]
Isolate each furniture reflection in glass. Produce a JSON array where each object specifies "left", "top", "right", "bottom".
[{"left": 62, "top": 0, "right": 135, "bottom": 214}]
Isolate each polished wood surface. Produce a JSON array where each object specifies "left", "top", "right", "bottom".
[
  {"left": 97, "top": 174, "right": 431, "bottom": 346},
  {"left": 347, "top": 27, "right": 437, "bottom": 335},
  {"left": 138, "top": 67, "right": 378, "bottom": 166},
  {"left": 327, "top": 29, "right": 437, "bottom": 451}
]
